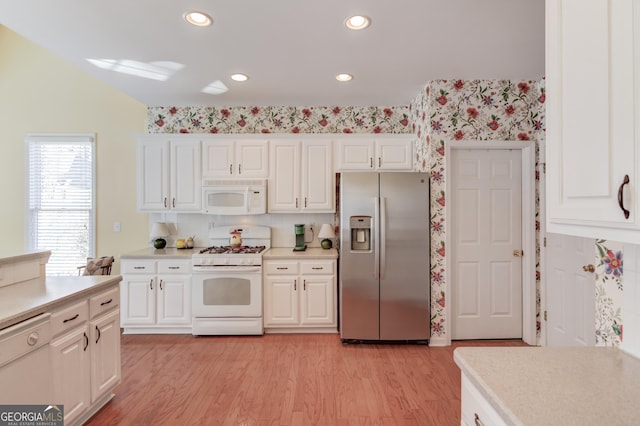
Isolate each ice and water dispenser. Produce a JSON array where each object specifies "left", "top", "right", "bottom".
[{"left": 349, "top": 216, "right": 371, "bottom": 251}]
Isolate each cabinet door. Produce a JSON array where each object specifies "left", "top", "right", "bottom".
[
  {"left": 269, "top": 141, "right": 301, "bottom": 212},
  {"left": 170, "top": 140, "right": 202, "bottom": 211},
  {"left": 236, "top": 140, "right": 269, "bottom": 177},
  {"left": 546, "top": 0, "right": 640, "bottom": 241},
  {"left": 90, "top": 309, "right": 121, "bottom": 404},
  {"left": 120, "top": 276, "right": 155, "bottom": 325},
  {"left": 336, "top": 139, "right": 374, "bottom": 170},
  {"left": 264, "top": 276, "right": 299, "bottom": 325},
  {"left": 376, "top": 138, "right": 413, "bottom": 170},
  {"left": 202, "top": 140, "right": 235, "bottom": 177},
  {"left": 137, "top": 139, "right": 170, "bottom": 211},
  {"left": 51, "top": 326, "right": 91, "bottom": 425},
  {"left": 157, "top": 275, "right": 191, "bottom": 325},
  {"left": 300, "top": 275, "right": 335, "bottom": 326},
  {"left": 302, "top": 140, "right": 335, "bottom": 212}
]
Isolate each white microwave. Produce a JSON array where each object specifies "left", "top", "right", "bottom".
[{"left": 202, "top": 179, "right": 267, "bottom": 215}]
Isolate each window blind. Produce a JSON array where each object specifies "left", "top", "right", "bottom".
[{"left": 26, "top": 134, "right": 96, "bottom": 276}]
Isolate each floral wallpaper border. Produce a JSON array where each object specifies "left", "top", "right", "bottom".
[{"left": 147, "top": 106, "right": 412, "bottom": 135}]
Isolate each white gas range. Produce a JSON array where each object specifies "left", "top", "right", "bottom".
[{"left": 191, "top": 225, "right": 270, "bottom": 336}]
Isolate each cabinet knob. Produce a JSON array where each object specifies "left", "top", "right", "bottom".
[
  {"left": 513, "top": 250, "right": 523, "bottom": 257},
  {"left": 27, "top": 332, "right": 39, "bottom": 346}
]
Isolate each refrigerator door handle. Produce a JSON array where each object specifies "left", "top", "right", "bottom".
[
  {"left": 380, "top": 197, "right": 386, "bottom": 279},
  {"left": 374, "top": 197, "right": 380, "bottom": 279}
]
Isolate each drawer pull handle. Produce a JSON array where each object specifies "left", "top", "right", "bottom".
[
  {"left": 618, "top": 174, "right": 630, "bottom": 219},
  {"left": 27, "top": 332, "right": 39, "bottom": 346},
  {"left": 150, "top": 279, "right": 153, "bottom": 290},
  {"left": 160, "top": 280, "right": 164, "bottom": 290},
  {"left": 134, "top": 266, "right": 145, "bottom": 270},
  {"left": 276, "top": 267, "right": 288, "bottom": 270},
  {"left": 474, "top": 413, "right": 484, "bottom": 426},
  {"left": 63, "top": 314, "right": 80, "bottom": 323},
  {"left": 100, "top": 298, "right": 113, "bottom": 306},
  {"left": 168, "top": 266, "right": 180, "bottom": 269},
  {"left": 83, "top": 332, "right": 89, "bottom": 351},
  {"left": 303, "top": 279, "right": 306, "bottom": 290},
  {"left": 294, "top": 280, "right": 297, "bottom": 291},
  {"left": 311, "top": 267, "right": 323, "bottom": 270},
  {"left": 95, "top": 325, "right": 101, "bottom": 344}
]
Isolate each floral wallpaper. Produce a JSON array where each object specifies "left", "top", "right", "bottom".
[
  {"left": 410, "top": 79, "right": 546, "bottom": 343},
  {"left": 596, "top": 240, "right": 624, "bottom": 347},
  {"left": 147, "top": 106, "right": 411, "bottom": 134}
]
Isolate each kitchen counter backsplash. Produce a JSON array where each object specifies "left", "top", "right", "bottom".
[{"left": 148, "top": 212, "right": 337, "bottom": 250}]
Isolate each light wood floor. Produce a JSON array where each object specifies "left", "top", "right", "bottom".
[{"left": 86, "top": 334, "right": 526, "bottom": 426}]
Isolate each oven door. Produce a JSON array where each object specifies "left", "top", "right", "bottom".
[{"left": 192, "top": 267, "right": 262, "bottom": 317}]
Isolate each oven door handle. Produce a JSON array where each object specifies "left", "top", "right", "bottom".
[{"left": 195, "top": 266, "right": 262, "bottom": 273}]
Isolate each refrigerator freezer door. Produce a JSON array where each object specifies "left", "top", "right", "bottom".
[
  {"left": 379, "top": 173, "right": 430, "bottom": 340},
  {"left": 340, "top": 173, "right": 379, "bottom": 340}
]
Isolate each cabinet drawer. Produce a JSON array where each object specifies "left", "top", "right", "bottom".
[
  {"left": 300, "top": 261, "right": 334, "bottom": 275},
  {"left": 461, "top": 374, "right": 507, "bottom": 426},
  {"left": 121, "top": 260, "right": 156, "bottom": 274},
  {"left": 89, "top": 286, "right": 119, "bottom": 319},
  {"left": 158, "top": 260, "right": 192, "bottom": 274},
  {"left": 264, "top": 261, "right": 299, "bottom": 275},
  {"left": 51, "top": 300, "right": 88, "bottom": 337}
]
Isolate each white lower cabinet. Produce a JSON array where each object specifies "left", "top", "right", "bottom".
[
  {"left": 460, "top": 374, "right": 507, "bottom": 426},
  {"left": 120, "top": 259, "right": 192, "bottom": 333},
  {"left": 263, "top": 259, "right": 336, "bottom": 332},
  {"left": 50, "top": 285, "right": 121, "bottom": 426}
]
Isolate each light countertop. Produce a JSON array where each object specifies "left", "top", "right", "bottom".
[
  {"left": 0, "top": 250, "right": 51, "bottom": 266},
  {"left": 454, "top": 346, "right": 640, "bottom": 425},
  {"left": 0, "top": 275, "right": 122, "bottom": 330},
  {"left": 263, "top": 247, "right": 339, "bottom": 259},
  {"left": 120, "top": 247, "right": 201, "bottom": 259}
]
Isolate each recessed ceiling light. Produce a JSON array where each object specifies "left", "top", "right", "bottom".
[
  {"left": 231, "top": 73, "right": 249, "bottom": 82},
  {"left": 345, "top": 15, "right": 371, "bottom": 30},
  {"left": 336, "top": 73, "right": 353, "bottom": 82},
  {"left": 184, "top": 11, "right": 212, "bottom": 27}
]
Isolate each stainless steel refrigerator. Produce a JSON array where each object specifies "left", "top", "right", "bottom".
[{"left": 340, "top": 172, "right": 430, "bottom": 341}]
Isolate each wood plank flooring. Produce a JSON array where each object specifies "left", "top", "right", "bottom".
[{"left": 85, "top": 334, "right": 526, "bottom": 426}]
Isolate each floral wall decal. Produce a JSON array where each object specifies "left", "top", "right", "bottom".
[
  {"left": 147, "top": 105, "right": 412, "bottom": 134},
  {"left": 411, "top": 79, "right": 545, "bottom": 342},
  {"left": 596, "top": 240, "right": 624, "bottom": 347}
]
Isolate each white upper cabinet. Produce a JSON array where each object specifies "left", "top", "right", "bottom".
[
  {"left": 546, "top": 0, "right": 640, "bottom": 243},
  {"left": 137, "top": 135, "right": 202, "bottom": 212},
  {"left": 269, "top": 139, "right": 334, "bottom": 213},
  {"left": 336, "top": 135, "right": 413, "bottom": 171},
  {"left": 202, "top": 139, "right": 268, "bottom": 178}
]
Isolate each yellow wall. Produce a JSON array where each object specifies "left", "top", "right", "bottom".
[{"left": 0, "top": 26, "right": 148, "bottom": 273}]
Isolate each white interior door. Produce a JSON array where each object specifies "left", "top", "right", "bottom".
[
  {"left": 451, "top": 149, "right": 523, "bottom": 339},
  {"left": 546, "top": 233, "right": 596, "bottom": 346}
]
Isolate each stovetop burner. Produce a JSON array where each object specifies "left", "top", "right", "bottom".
[{"left": 198, "top": 245, "right": 266, "bottom": 255}]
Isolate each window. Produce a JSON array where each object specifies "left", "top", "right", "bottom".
[{"left": 26, "top": 134, "right": 96, "bottom": 276}]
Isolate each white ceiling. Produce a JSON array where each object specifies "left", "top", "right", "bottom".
[{"left": 0, "top": 1, "right": 545, "bottom": 107}]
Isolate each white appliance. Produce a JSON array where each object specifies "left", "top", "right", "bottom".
[
  {"left": 191, "top": 225, "right": 270, "bottom": 335},
  {"left": 202, "top": 179, "right": 267, "bottom": 215}
]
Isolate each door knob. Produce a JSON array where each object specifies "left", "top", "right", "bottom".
[
  {"left": 513, "top": 250, "right": 523, "bottom": 257},
  {"left": 583, "top": 264, "right": 595, "bottom": 273}
]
